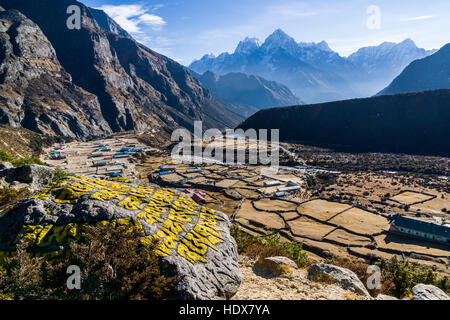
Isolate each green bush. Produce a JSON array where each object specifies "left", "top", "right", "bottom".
[
  {"left": 230, "top": 224, "right": 309, "bottom": 268},
  {"left": 52, "top": 167, "right": 69, "bottom": 183},
  {"left": 12, "top": 157, "right": 44, "bottom": 167},
  {"left": 0, "top": 188, "right": 29, "bottom": 215},
  {"left": 0, "top": 223, "right": 179, "bottom": 300},
  {"left": 376, "top": 256, "right": 449, "bottom": 298},
  {"left": 0, "top": 150, "right": 44, "bottom": 167},
  {"left": 0, "top": 150, "right": 13, "bottom": 162}
]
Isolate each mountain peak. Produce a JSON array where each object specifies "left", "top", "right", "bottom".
[
  {"left": 262, "top": 29, "right": 298, "bottom": 52},
  {"left": 398, "top": 38, "right": 417, "bottom": 48},
  {"left": 265, "top": 29, "right": 293, "bottom": 42},
  {"left": 318, "top": 40, "right": 334, "bottom": 52},
  {"left": 235, "top": 37, "right": 261, "bottom": 55}
]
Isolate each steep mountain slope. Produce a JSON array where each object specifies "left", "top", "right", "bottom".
[
  {"left": 0, "top": 0, "right": 240, "bottom": 138},
  {"left": 379, "top": 44, "right": 450, "bottom": 95},
  {"left": 238, "top": 89, "right": 450, "bottom": 156},
  {"left": 0, "top": 7, "right": 112, "bottom": 138},
  {"left": 349, "top": 39, "right": 435, "bottom": 96},
  {"left": 192, "top": 70, "right": 302, "bottom": 112},
  {"left": 190, "top": 30, "right": 435, "bottom": 103},
  {"left": 88, "top": 7, "right": 131, "bottom": 39}
]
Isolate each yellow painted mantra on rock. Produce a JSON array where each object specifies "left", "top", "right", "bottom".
[{"left": 24, "top": 176, "right": 227, "bottom": 264}]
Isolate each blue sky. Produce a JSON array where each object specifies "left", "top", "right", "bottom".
[{"left": 82, "top": 0, "right": 450, "bottom": 65}]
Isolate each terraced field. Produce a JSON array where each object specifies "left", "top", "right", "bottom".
[{"left": 136, "top": 154, "right": 450, "bottom": 275}]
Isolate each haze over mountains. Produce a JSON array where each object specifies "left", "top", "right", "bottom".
[
  {"left": 191, "top": 70, "right": 302, "bottom": 118},
  {"left": 379, "top": 43, "right": 450, "bottom": 95},
  {"left": 0, "top": 0, "right": 241, "bottom": 139},
  {"left": 190, "top": 29, "right": 435, "bottom": 103}
]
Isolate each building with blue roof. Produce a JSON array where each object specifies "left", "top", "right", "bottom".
[{"left": 390, "top": 214, "right": 450, "bottom": 246}]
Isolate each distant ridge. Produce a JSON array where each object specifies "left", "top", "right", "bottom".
[
  {"left": 379, "top": 43, "right": 450, "bottom": 95},
  {"left": 191, "top": 70, "right": 302, "bottom": 117},
  {"left": 238, "top": 89, "right": 450, "bottom": 156}
]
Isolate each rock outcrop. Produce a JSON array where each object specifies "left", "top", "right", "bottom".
[
  {"left": 0, "top": 7, "right": 112, "bottom": 138},
  {"left": 233, "top": 256, "right": 373, "bottom": 300},
  {"left": 307, "top": 263, "right": 370, "bottom": 297},
  {"left": 0, "top": 0, "right": 241, "bottom": 138},
  {"left": 0, "top": 175, "right": 242, "bottom": 300},
  {"left": 254, "top": 256, "right": 298, "bottom": 277},
  {"left": 12, "top": 164, "right": 54, "bottom": 191},
  {"left": 0, "top": 162, "right": 54, "bottom": 192},
  {"left": 412, "top": 284, "right": 450, "bottom": 300}
]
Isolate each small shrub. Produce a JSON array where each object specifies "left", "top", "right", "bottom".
[
  {"left": 310, "top": 272, "right": 334, "bottom": 285},
  {"left": 0, "top": 150, "right": 13, "bottom": 162},
  {"left": 0, "top": 240, "right": 47, "bottom": 300},
  {"left": 0, "top": 188, "right": 29, "bottom": 214},
  {"left": 245, "top": 244, "right": 285, "bottom": 260},
  {"left": 0, "top": 223, "right": 179, "bottom": 300},
  {"left": 52, "top": 167, "right": 69, "bottom": 183},
  {"left": 12, "top": 157, "right": 44, "bottom": 167},
  {"left": 230, "top": 225, "right": 309, "bottom": 268},
  {"left": 376, "top": 256, "right": 449, "bottom": 298}
]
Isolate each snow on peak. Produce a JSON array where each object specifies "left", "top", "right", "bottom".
[{"left": 235, "top": 37, "right": 261, "bottom": 54}]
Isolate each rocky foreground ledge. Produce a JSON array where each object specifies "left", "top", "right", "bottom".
[
  {"left": 0, "top": 163, "right": 448, "bottom": 301},
  {"left": 0, "top": 173, "right": 242, "bottom": 300}
]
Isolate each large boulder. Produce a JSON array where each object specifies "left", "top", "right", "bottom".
[
  {"left": 412, "top": 284, "right": 450, "bottom": 300},
  {"left": 12, "top": 164, "right": 54, "bottom": 191},
  {"left": 0, "top": 162, "right": 14, "bottom": 170},
  {"left": 0, "top": 175, "right": 242, "bottom": 300},
  {"left": 308, "top": 263, "right": 370, "bottom": 296},
  {"left": 254, "top": 256, "right": 298, "bottom": 277}
]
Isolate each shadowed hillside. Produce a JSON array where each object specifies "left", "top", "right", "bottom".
[{"left": 238, "top": 89, "right": 450, "bottom": 156}]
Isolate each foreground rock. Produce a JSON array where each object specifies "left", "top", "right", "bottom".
[
  {"left": 0, "top": 176, "right": 242, "bottom": 300},
  {"left": 412, "top": 284, "right": 450, "bottom": 300},
  {"left": 254, "top": 256, "right": 298, "bottom": 277},
  {"left": 376, "top": 294, "right": 398, "bottom": 300},
  {"left": 0, "top": 163, "right": 54, "bottom": 192},
  {"left": 12, "top": 164, "right": 54, "bottom": 191},
  {"left": 233, "top": 256, "right": 373, "bottom": 300},
  {"left": 307, "top": 263, "right": 370, "bottom": 297}
]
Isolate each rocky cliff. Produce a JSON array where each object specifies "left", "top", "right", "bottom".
[
  {"left": 0, "top": 0, "right": 240, "bottom": 139},
  {"left": 0, "top": 7, "right": 112, "bottom": 138}
]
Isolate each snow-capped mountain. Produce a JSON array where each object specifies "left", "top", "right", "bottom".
[
  {"left": 348, "top": 39, "right": 436, "bottom": 94},
  {"left": 190, "top": 29, "right": 435, "bottom": 103},
  {"left": 235, "top": 37, "right": 261, "bottom": 55},
  {"left": 379, "top": 43, "right": 450, "bottom": 95}
]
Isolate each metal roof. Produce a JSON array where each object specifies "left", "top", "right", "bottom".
[{"left": 392, "top": 215, "right": 450, "bottom": 239}]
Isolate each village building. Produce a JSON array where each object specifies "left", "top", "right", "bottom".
[{"left": 389, "top": 214, "right": 450, "bottom": 246}]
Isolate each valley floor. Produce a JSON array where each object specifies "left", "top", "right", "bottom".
[{"left": 41, "top": 132, "right": 450, "bottom": 276}]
